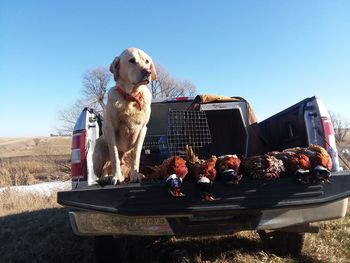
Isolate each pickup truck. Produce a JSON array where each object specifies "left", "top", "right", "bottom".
[{"left": 57, "top": 95, "right": 350, "bottom": 261}]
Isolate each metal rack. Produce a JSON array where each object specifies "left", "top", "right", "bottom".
[{"left": 167, "top": 110, "right": 212, "bottom": 156}]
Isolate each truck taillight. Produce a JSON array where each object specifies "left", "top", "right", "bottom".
[
  {"left": 71, "top": 130, "right": 87, "bottom": 181},
  {"left": 175, "top": 97, "right": 190, "bottom": 101},
  {"left": 321, "top": 117, "right": 340, "bottom": 171}
]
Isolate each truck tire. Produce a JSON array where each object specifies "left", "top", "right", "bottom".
[
  {"left": 257, "top": 230, "right": 304, "bottom": 257},
  {"left": 94, "top": 236, "right": 164, "bottom": 262},
  {"left": 94, "top": 236, "right": 122, "bottom": 263}
]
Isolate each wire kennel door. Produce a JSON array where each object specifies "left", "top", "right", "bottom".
[{"left": 167, "top": 110, "right": 212, "bottom": 156}]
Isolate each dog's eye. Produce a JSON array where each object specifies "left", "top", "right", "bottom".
[
  {"left": 129, "top": 58, "right": 136, "bottom": 64},
  {"left": 145, "top": 59, "right": 149, "bottom": 64}
]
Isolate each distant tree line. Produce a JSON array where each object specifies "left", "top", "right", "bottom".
[
  {"left": 330, "top": 111, "right": 350, "bottom": 167},
  {"left": 330, "top": 112, "right": 350, "bottom": 144},
  {"left": 50, "top": 133, "right": 71, "bottom": 137}
]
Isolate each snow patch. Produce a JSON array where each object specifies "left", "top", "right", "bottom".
[{"left": 0, "top": 181, "right": 71, "bottom": 197}]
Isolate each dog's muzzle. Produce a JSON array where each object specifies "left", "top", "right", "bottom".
[
  {"left": 135, "top": 69, "right": 151, "bottom": 85},
  {"left": 141, "top": 69, "right": 151, "bottom": 78}
]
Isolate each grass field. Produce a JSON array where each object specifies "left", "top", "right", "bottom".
[
  {"left": 0, "top": 137, "right": 71, "bottom": 187},
  {"left": 0, "top": 136, "right": 350, "bottom": 262},
  {"left": 0, "top": 137, "right": 71, "bottom": 158},
  {"left": 0, "top": 188, "right": 349, "bottom": 263}
]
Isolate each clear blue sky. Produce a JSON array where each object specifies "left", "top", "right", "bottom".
[{"left": 0, "top": 0, "right": 349, "bottom": 137}]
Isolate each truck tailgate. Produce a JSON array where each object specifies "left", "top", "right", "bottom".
[{"left": 57, "top": 171, "right": 350, "bottom": 216}]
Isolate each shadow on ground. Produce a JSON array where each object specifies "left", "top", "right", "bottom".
[
  {"left": 0, "top": 208, "right": 325, "bottom": 263},
  {"left": 0, "top": 208, "right": 94, "bottom": 263}
]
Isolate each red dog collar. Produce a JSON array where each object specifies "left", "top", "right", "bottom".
[{"left": 116, "top": 86, "right": 143, "bottom": 110}]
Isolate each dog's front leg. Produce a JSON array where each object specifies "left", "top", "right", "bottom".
[
  {"left": 130, "top": 126, "right": 147, "bottom": 182},
  {"left": 105, "top": 126, "right": 124, "bottom": 184},
  {"left": 110, "top": 143, "right": 124, "bottom": 184}
]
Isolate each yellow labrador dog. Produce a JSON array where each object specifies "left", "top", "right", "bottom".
[{"left": 93, "top": 48, "right": 156, "bottom": 184}]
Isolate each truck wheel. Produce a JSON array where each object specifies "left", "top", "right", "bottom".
[
  {"left": 94, "top": 236, "right": 122, "bottom": 263},
  {"left": 257, "top": 230, "right": 304, "bottom": 257}
]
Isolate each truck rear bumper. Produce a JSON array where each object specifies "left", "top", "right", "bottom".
[
  {"left": 59, "top": 172, "right": 350, "bottom": 236},
  {"left": 256, "top": 198, "right": 348, "bottom": 230},
  {"left": 68, "top": 198, "right": 347, "bottom": 236}
]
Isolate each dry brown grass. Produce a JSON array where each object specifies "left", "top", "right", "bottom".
[
  {"left": 0, "top": 189, "right": 94, "bottom": 263},
  {"left": 0, "top": 136, "right": 71, "bottom": 187},
  {"left": 0, "top": 156, "right": 71, "bottom": 187},
  {"left": 0, "top": 136, "right": 71, "bottom": 158},
  {"left": 0, "top": 188, "right": 61, "bottom": 216}
]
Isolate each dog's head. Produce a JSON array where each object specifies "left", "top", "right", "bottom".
[{"left": 109, "top": 48, "right": 157, "bottom": 89}]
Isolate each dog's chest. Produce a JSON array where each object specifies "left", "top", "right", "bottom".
[
  {"left": 118, "top": 101, "right": 149, "bottom": 125},
  {"left": 116, "top": 105, "right": 150, "bottom": 151}
]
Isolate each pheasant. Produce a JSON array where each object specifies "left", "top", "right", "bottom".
[
  {"left": 270, "top": 145, "right": 332, "bottom": 184},
  {"left": 216, "top": 154, "right": 242, "bottom": 184},
  {"left": 143, "top": 156, "right": 188, "bottom": 197},
  {"left": 185, "top": 145, "right": 217, "bottom": 201},
  {"left": 241, "top": 154, "right": 285, "bottom": 180},
  {"left": 269, "top": 151, "right": 311, "bottom": 174},
  {"left": 301, "top": 145, "right": 332, "bottom": 183}
]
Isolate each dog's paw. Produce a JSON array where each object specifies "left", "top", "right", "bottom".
[
  {"left": 112, "top": 175, "right": 125, "bottom": 185},
  {"left": 130, "top": 171, "right": 145, "bottom": 182},
  {"left": 96, "top": 176, "right": 114, "bottom": 186}
]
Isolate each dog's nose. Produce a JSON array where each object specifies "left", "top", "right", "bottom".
[{"left": 141, "top": 69, "right": 151, "bottom": 78}]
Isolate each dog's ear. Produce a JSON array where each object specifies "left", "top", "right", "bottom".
[
  {"left": 110, "top": 56, "right": 120, "bottom": 81},
  {"left": 150, "top": 62, "right": 157, "bottom": 81}
]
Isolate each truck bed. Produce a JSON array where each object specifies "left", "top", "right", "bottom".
[{"left": 58, "top": 171, "right": 350, "bottom": 217}]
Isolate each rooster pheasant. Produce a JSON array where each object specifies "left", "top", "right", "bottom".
[
  {"left": 143, "top": 156, "right": 188, "bottom": 197},
  {"left": 216, "top": 154, "right": 242, "bottom": 184},
  {"left": 270, "top": 145, "right": 332, "bottom": 184},
  {"left": 185, "top": 145, "right": 217, "bottom": 201}
]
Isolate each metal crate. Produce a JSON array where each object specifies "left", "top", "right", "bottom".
[{"left": 167, "top": 110, "right": 212, "bottom": 156}]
